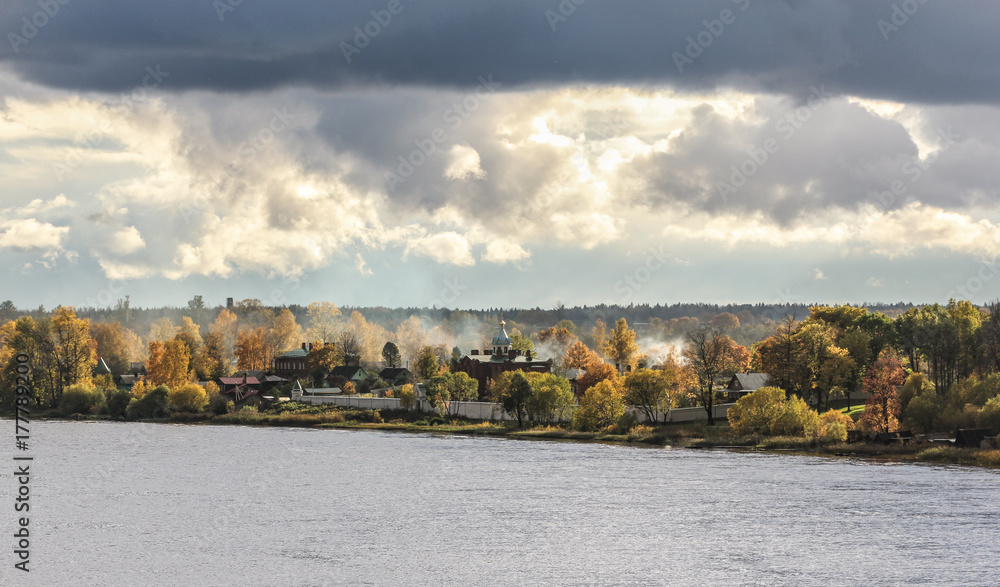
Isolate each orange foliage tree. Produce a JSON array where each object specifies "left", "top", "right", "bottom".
[{"left": 860, "top": 351, "right": 906, "bottom": 434}]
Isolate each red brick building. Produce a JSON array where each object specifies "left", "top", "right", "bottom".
[{"left": 454, "top": 318, "right": 552, "bottom": 399}]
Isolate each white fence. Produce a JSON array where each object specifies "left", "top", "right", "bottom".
[{"left": 295, "top": 389, "right": 733, "bottom": 424}]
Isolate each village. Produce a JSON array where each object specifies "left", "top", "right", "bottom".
[{"left": 3, "top": 297, "right": 999, "bottom": 455}]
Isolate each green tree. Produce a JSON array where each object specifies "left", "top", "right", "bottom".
[
  {"left": 443, "top": 372, "right": 478, "bottom": 416},
  {"left": 125, "top": 385, "right": 170, "bottom": 420},
  {"left": 106, "top": 389, "right": 134, "bottom": 419},
  {"left": 59, "top": 383, "right": 105, "bottom": 416},
  {"left": 424, "top": 375, "right": 451, "bottom": 413},
  {"left": 185, "top": 294, "right": 206, "bottom": 326},
  {"left": 415, "top": 346, "right": 439, "bottom": 380},
  {"left": 0, "top": 300, "right": 17, "bottom": 322},
  {"left": 382, "top": 341, "right": 402, "bottom": 369},
  {"left": 501, "top": 371, "right": 533, "bottom": 428},
  {"left": 622, "top": 368, "right": 676, "bottom": 424},
  {"left": 525, "top": 373, "right": 575, "bottom": 424},
  {"left": 509, "top": 329, "right": 535, "bottom": 353}
]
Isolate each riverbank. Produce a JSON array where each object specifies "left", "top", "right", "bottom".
[{"left": 16, "top": 403, "right": 1000, "bottom": 469}]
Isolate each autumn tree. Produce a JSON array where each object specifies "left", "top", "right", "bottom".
[
  {"left": 710, "top": 312, "right": 740, "bottom": 332},
  {"left": 0, "top": 317, "right": 57, "bottom": 407},
  {"left": 269, "top": 308, "right": 302, "bottom": 356},
  {"left": 174, "top": 316, "right": 203, "bottom": 374},
  {"left": 399, "top": 383, "right": 417, "bottom": 410},
  {"left": 169, "top": 383, "right": 209, "bottom": 413},
  {"left": 754, "top": 316, "right": 804, "bottom": 395},
  {"left": 727, "top": 386, "right": 788, "bottom": 436},
  {"left": 234, "top": 328, "right": 270, "bottom": 371},
  {"left": 860, "top": 351, "right": 906, "bottom": 434},
  {"left": 233, "top": 298, "right": 274, "bottom": 329},
  {"left": 382, "top": 342, "right": 402, "bottom": 369},
  {"left": 148, "top": 317, "right": 179, "bottom": 344},
  {"left": 603, "top": 318, "right": 639, "bottom": 371},
  {"left": 537, "top": 326, "right": 577, "bottom": 359},
  {"left": 307, "top": 341, "right": 341, "bottom": 379},
  {"left": 305, "top": 301, "right": 343, "bottom": 344},
  {"left": 193, "top": 330, "right": 228, "bottom": 380},
  {"left": 591, "top": 318, "right": 608, "bottom": 356},
  {"left": 343, "top": 311, "right": 388, "bottom": 365},
  {"left": 39, "top": 306, "right": 98, "bottom": 407},
  {"left": 209, "top": 308, "right": 238, "bottom": 367},
  {"left": 573, "top": 379, "right": 626, "bottom": 432},
  {"left": 91, "top": 321, "right": 132, "bottom": 375},
  {"left": 147, "top": 339, "right": 191, "bottom": 388},
  {"left": 562, "top": 341, "right": 593, "bottom": 370},
  {"left": 394, "top": 316, "right": 427, "bottom": 367},
  {"left": 794, "top": 321, "right": 851, "bottom": 410},
  {"left": 577, "top": 358, "right": 618, "bottom": 396}
]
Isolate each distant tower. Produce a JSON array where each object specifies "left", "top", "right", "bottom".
[
  {"left": 226, "top": 297, "right": 234, "bottom": 309},
  {"left": 492, "top": 313, "right": 512, "bottom": 356}
]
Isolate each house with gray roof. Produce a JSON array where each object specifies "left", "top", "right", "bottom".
[{"left": 726, "top": 373, "right": 773, "bottom": 402}]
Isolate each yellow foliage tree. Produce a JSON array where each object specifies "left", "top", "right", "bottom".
[
  {"left": 147, "top": 339, "right": 191, "bottom": 388},
  {"left": 399, "top": 383, "right": 417, "bottom": 410},
  {"left": 817, "top": 409, "right": 854, "bottom": 442},
  {"left": 572, "top": 379, "right": 625, "bottom": 432},
  {"left": 169, "top": 383, "right": 209, "bottom": 413},
  {"left": 603, "top": 318, "right": 639, "bottom": 371},
  {"left": 728, "top": 386, "right": 788, "bottom": 436}
]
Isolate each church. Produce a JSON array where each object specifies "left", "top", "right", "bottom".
[{"left": 454, "top": 317, "right": 552, "bottom": 399}]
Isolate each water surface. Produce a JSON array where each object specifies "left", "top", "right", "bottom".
[{"left": 3, "top": 421, "right": 998, "bottom": 586}]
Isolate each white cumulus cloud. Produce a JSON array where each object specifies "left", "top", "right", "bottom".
[
  {"left": 0, "top": 218, "right": 68, "bottom": 250},
  {"left": 404, "top": 232, "right": 475, "bottom": 266}
]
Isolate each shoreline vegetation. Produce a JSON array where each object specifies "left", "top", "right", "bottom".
[
  {"left": 6, "top": 300, "right": 1000, "bottom": 471},
  {"left": 19, "top": 402, "right": 1000, "bottom": 469}
]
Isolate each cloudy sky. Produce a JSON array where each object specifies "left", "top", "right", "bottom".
[{"left": 2, "top": 0, "right": 1000, "bottom": 311}]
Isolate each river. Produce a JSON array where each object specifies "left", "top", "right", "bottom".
[{"left": 2, "top": 421, "right": 998, "bottom": 586}]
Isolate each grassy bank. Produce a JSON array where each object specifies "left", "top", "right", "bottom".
[{"left": 18, "top": 402, "right": 1000, "bottom": 468}]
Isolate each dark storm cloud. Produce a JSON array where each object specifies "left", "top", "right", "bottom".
[{"left": 3, "top": 0, "right": 999, "bottom": 104}]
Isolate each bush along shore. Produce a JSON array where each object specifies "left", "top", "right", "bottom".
[{"left": 21, "top": 399, "right": 1000, "bottom": 469}]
